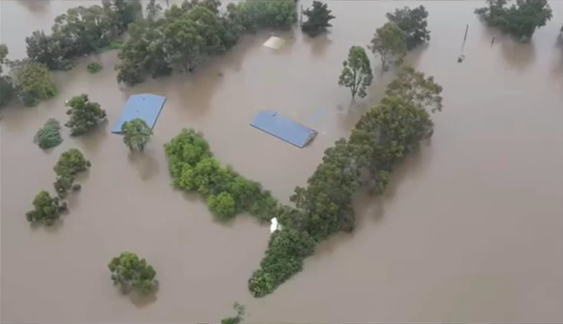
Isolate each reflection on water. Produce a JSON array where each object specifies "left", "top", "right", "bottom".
[
  {"left": 16, "top": 0, "right": 50, "bottom": 13},
  {"left": 1, "top": 1, "right": 563, "bottom": 323}
]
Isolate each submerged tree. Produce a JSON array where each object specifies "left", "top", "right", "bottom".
[
  {"left": 34, "top": 118, "right": 63, "bottom": 150},
  {"left": 54, "top": 148, "right": 91, "bottom": 177},
  {"left": 221, "top": 302, "right": 246, "bottom": 324},
  {"left": 10, "top": 60, "right": 58, "bottom": 107},
  {"left": 146, "top": 0, "right": 163, "bottom": 21},
  {"left": 338, "top": 46, "right": 373, "bottom": 99},
  {"left": 386, "top": 6, "right": 430, "bottom": 50},
  {"left": 122, "top": 118, "right": 153, "bottom": 151},
  {"left": 25, "top": 30, "right": 70, "bottom": 70},
  {"left": 0, "top": 44, "right": 14, "bottom": 108},
  {"left": 108, "top": 252, "right": 158, "bottom": 294},
  {"left": 248, "top": 228, "right": 317, "bottom": 297},
  {"left": 207, "top": 192, "right": 236, "bottom": 220},
  {"left": 301, "top": 1, "right": 335, "bottom": 37},
  {"left": 474, "top": 0, "right": 552, "bottom": 42},
  {"left": 26, "top": 190, "right": 66, "bottom": 226},
  {"left": 65, "top": 94, "right": 106, "bottom": 135},
  {"left": 368, "top": 22, "right": 407, "bottom": 71},
  {"left": 385, "top": 65, "right": 443, "bottom": 113}
]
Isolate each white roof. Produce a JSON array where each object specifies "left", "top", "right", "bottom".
[{"left": 263, "top": 36, "right": 286, "bottom": 49}]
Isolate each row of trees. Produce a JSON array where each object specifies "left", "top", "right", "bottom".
[
  {"left": 0, "top": 0, "right": 141, "bottom": 108},
  {"left": 248, "top": 66, "right": 443, "bottom": 297},
  {"left": 26, "top": 0, "right": 142, "bottom": 70},
  {"left": 164, "top": 129, "right": 278, "bottom": 222},
  {"left": 26, "top": 148, "right": 91, "bottom": 226},
  {"left": 338, "top": 6, "right": 431, "bottom": 99},
  {"left": 116, "top": 0, "right": 297, "bottom": 85},
  {"left": 475, "top": 0, "right": 552, "bottom": 42}
]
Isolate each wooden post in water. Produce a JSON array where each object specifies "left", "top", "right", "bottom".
[{"left": 458, "top": 24, "right": 469, "bottom": 62}]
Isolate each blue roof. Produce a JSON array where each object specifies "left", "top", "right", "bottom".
[
  {"left": 112, "top": 94, "right": 167, "bottom": 134},
  {"left": 250, "top": 111, "right": 317, "bottom": 148}
]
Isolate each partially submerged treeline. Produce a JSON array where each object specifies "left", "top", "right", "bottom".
[
  {"left": 0, "top": 0, "right": 143, "bottom": 108},
  {"left": 163, "top": 65, "right": 444, "bottom": 297},
  {"left": 115, "top": 0, "right": 297, "bottom": 85},
  {"left": 248, "top": 66, "right": 443, "bottom": 297},
  {"left": 0, "top": 0, "right": 300, "bottom": 107}
]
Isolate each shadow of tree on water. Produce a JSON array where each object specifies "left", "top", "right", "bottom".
[
  {"left": 127, "top": 148, "right": 160, "bottom": 181},
  {"left": 16, "top": 0, "right": 50, "bottom": 13}
]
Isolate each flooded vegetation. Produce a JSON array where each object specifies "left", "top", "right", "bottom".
[{"left": 2, "top": 0, "right": 563, "bottom": 322}]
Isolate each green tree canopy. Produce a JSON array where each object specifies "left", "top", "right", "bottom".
[
  {"left": 10, "top": 60, "right": 58, "bottom": 107},
  {"left": 165, "top": 128, "right": 279, "bottom": 223},
  {"left": 122, "top": 118, "right": 153, "bottom": 151},
  {"left": 146, "top": 0, "right": 163, "bottom": 22},
  {"left": 26, "top": 30, "right": 70, "bottom": 70},
  {"left": 386, "top": 6, "right": 430, "bottom": 50},
  {"left": 475, "top": 0, "right": 552, "bottom": 42},
  {"left": 108, "top": 252, "right": 158, "bottom": 294},
  {"left": 34, "top": 118, "right": 63, "bottom": 150},
  {"left": 115, "top": 0, "right": 296, "bottom": 85},
  {"left": 368, "top": 22, "right": 407, "bottom": 71},
  {"left": 0, "top": 44, "right": 14, "bottom": 108},
  {"left": 64, "top": 94, "right": 106, "bottom": 135},
  {"left": 207, "top": 192, "right": 236, "bottom": 220},
  {"left": 338, "top": 46, "right": 373, "bottom": 99},
  {"left": 54, "top": 148, "right": 91, "bottom": 177},
  {"left": 26, "top": 190, "right": 66, "bottom": 226},
  {"left": 53, "top": 148, "right": 90, "bottom": 198},
  {"left": 248, "top": 228, "right": 316, "bottom": 297},
  {"left": 385, "top": 65, "right": 443, "bottom": 113},
  {"left": 301, "top": 1, "right": 335, "bottom": 37}
]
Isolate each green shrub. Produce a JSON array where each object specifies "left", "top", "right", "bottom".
[
  {"left": 34, "top": 118, "right": 63, "bottom": 150},
  {"left": 87, "top": 62, "right": 102, "bottom": 73}
]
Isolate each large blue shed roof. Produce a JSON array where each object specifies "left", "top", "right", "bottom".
[
  {"left": 112, "top": 94, "right": 167, "bottom": 134},
  {"left": 250, "top": 111, "right": 317, "bottom": 148}
]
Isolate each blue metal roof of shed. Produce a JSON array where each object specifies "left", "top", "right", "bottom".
[
  {"left": 250, "top": 111, "right": 317, "bottom": 148},
  {"left": 112, "top": 94, "right": 167, "bottom": 134}
]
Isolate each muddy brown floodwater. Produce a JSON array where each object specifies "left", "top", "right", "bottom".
[{"left": 2, "top": 0, "right": 563, "bottom": 322}]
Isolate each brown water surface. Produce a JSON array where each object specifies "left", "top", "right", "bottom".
[{"left": 1, "top": 1, "right": 563, "bottom": 322}]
